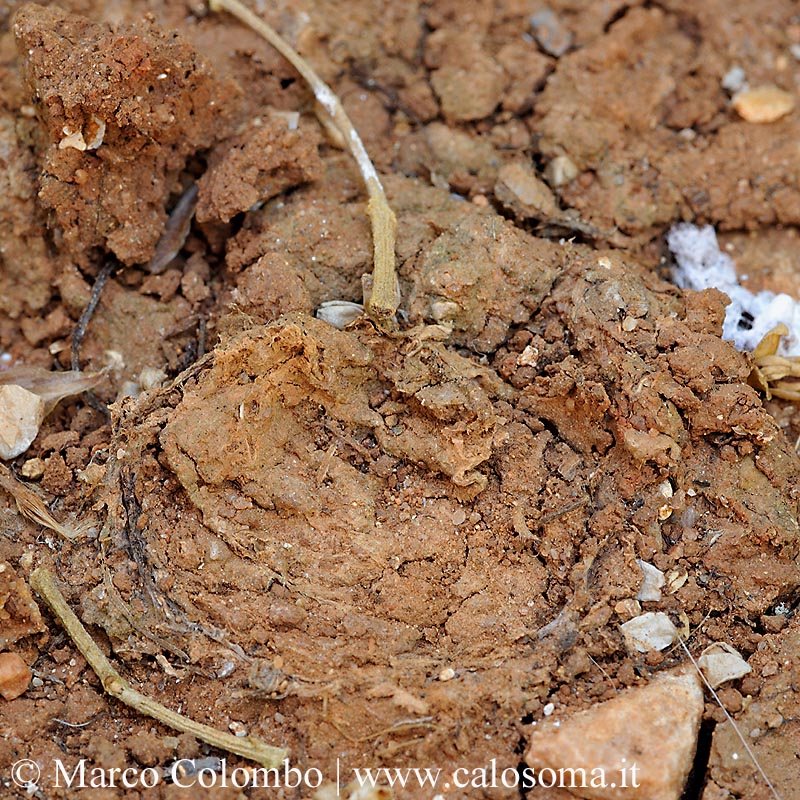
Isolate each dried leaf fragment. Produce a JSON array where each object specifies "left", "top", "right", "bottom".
[
  {"left": 0, "top": 464, "right": 86, "bottom": 540},
  {"left": 0, "top": 366, "right": 104, "bottom": 414},
  {"left": 0, "top": 367, "right": 104, "bottom": 459},
  {"left": 749, "top": 324, "right": 800, "bottom": 400}
]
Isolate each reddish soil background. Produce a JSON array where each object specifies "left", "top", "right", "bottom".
[{"left": 1, "top": 1, "right": 799, "bottom": 798}]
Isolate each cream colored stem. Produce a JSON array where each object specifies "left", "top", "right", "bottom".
[
  {"left": 30, "top": 568, "right": 288, "bottom": 769},
  {"left": 209, "top": 0, "right": 398, "bottom": 327}
]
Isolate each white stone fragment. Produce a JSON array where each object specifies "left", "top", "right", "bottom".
[
  {"left": 636, "top": 559, "right": 666, "bottom": 602},
  {"left": 721, "top": 65, "right": 747, "bottom": 94},
  {"left": 84, "top": 115, "right": 106, "bottom": 149},
  {"left": 544, "top": 154, "right": 579, "bottom": 187},
  {"left": 59, "top": 125, "right": 87, "bottom": 151},
  {"left": 0, "top": 384, "right": 45, "bottom": 459},
  {"left": 620, "top": 612, "right": 679, "bottom": 652},
  {"left": 59, "top": 116, "right": 105, "bottom": 151},
  {"left": 138, "top": 367, "right": 167, "bottom": 391},
  {"left": 697, "top": 642, "right": 752, "bottom": 689}
]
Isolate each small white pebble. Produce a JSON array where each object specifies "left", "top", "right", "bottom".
[{"left": 721, "top": 65, "right": 747, "bottom": 94}]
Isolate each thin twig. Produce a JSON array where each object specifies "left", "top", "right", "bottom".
[
  {"left": 534, "top": 497, "right": 589, "bottom": 527},
  {"left": 71, "top": 261, "right": 115, "bottom": 372},
  {"left": 208, "top": 0, "right": 399, "bottom": 328},
  {"left": 71, "top": 260, "right": 116, "bottom": 416},
  {"left": 30, "top": 568, "right": 288, "bottom": 769}
]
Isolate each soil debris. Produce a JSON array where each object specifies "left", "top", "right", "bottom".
[
  {"left": 14, "top": 3, "right": 236, "bottom": 266},
  {"left": 1, "top": 0, "right": 799, "bottom": 796},
  {"left": 0, "top": 561, "right": 45, "bottom": 649},
  {"left": 196, "top": 117, "right": 323, "bottom": 224}
]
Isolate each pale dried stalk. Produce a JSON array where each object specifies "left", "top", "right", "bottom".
[
  {"left": 30, "top": 568, "right": 288, "bottom": 769},
  {"left": 208, "top": 0, "right": 399, "bottom": 327}
]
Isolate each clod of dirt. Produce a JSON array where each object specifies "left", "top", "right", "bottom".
[
  {"left": 225, "top": 252, "right": 313, "bottom": 327},
  {"left": 196, "top": 117, "right": 324, "bottom": 224},
  {"left": 0, "top": 651, "right": 32, "bottom": 700},
  {"left": 397, "top": 179, "right": 563, "bottom": 351},
  {"left": 535, "top": 5, "right": 800, "bottom": 243},
  {"left": 426, "top": 29, "right": 507, "bottom": 121},
  {"left": 0, "top": 114, "right": 54, "bottom": 317},
  {"left": 69, "top": 278, "right": 193, "bottom": 381},
  {"left": 494, "top": 161, "right": 559, "bottom": 220},
  {"left": 0, "top": 561, "right": 45, "bottom": 648},
  {"left": 14, "top": 3, "right": 237, "bottom": 265},
  {"left": 525, "top": 671, "right": 704, "bottom": 800},
  {"left": 397, "top": 121, "right": 503, "bottom": 196}
]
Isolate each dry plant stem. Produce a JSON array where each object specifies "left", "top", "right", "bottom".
[
  {"left": 208, "top": 0, "right": 399, "bottom": 327},
  {"left": 29, "top": 568, "right": 289, "bottom": 769},
  {"left": 71, "top": 260, "right": 115, "bottom": 373}
]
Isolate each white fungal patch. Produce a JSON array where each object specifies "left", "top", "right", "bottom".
[{"left": 668, "top": 223, "right": 800, "bottom": 355}]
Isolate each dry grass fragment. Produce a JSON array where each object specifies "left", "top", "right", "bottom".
[
  {"left": 0, "top": 464, "right": 85, "bottom": 540},
  {"left": 748, "top": 324, "right": 800, "bottom": 400}
]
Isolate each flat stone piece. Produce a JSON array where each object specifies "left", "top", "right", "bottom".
[
  {"left": 0, "top": 384, "right": 45, "bottom": 459},
  {"left": 525, "top": 671, "right": 704, "bottom": 800}
]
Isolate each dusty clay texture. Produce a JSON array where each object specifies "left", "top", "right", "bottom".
[{"left": 1, "top": 2, "right": 799, "bottom": 799}]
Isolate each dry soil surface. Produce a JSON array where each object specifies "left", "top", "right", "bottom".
[{"left": 1, "top": 2, "right": 799, "bottom": 799}]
